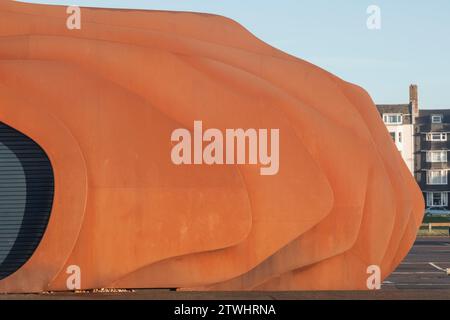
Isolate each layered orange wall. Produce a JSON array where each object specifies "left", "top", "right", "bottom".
[{"left": 0, "top": 0, "right": 424, "bottom": 292}]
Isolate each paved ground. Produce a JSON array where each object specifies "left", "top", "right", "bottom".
[
  {"left": 1, "top": 237, "right": 450, "bottom": 300},
  {"left": 384, "top": 237, "right": 450, "bottom": 291}
]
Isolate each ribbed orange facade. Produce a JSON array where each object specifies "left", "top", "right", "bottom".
[{"left": 0, "top": 0, "right": 423, "bottom": 292}]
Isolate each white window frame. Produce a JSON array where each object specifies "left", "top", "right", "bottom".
[
  {"left": 427, "top": 170, "right": 448, "bottom": 185},
  {"left": 431, "top": 115, "right": 443, "bottom": 124},
  {"left": 427, "top": 192, "right": 448, "bottom": 207},
  {"left": 383, "top": 113, "right": 402, "bottom": 125},
  {"left": 426, "top": 132, "right": 447, "bottom": 141},
  {"left": 426, "top": 150, "right": 448, "bottom": 163}
]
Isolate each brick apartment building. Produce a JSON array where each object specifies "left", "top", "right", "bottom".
[{"left": 377, "top": 85, "right": 450, "bottom": 210}]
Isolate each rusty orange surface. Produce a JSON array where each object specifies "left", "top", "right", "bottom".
[{"left": 0, "top": 0, "right": 423, "bottom": 292}]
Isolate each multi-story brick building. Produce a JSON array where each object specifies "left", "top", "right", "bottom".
[{"left": 414, "top": 109, "right": 450, "bottom": 209}]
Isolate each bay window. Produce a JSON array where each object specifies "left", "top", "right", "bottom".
[
  {"left": 427, "top": 192, "right": 448, "bottom": 207},
  {"left": 426, "top": 151, "right": 447, "bottom": 163},
  {"left": 427, "top": 170, "right": 448, "bottom": 185}
]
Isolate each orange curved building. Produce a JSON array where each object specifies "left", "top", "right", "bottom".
[{"left": 0, "top": 0, "right": 423, "bottom": 293}]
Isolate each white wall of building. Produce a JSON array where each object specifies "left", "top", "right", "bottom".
[{"left": 385, "top": 123, "right": 414, "bottom": 173}]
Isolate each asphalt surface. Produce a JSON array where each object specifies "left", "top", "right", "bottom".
[
  {"left": 1, "top": 237, "right": 450, "bottom": 300},
  {"left": 384, "top": 237, "right": 450, "bottom": 291}
]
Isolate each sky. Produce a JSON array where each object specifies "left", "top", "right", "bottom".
[{"left": 18, "top": 0, "right": 450, "bottom": 109}]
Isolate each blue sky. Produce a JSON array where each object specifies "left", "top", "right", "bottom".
[{"left": 19, "top": 0, "right": 450, "bottom": 109}]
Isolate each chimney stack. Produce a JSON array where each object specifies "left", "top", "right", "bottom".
[{"left": 410, "top": 84, "right": 419, "bottom": 120}]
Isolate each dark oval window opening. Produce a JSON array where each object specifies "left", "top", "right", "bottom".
[{"left": 0, "top": 122, "right": 54, "bottom": 280}]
